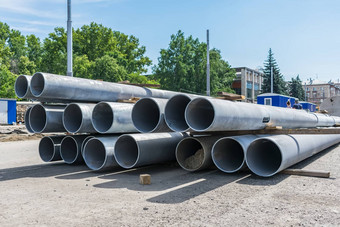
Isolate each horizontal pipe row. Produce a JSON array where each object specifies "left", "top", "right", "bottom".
[{"left": 39, "top": 132, "right": 340, "bottom": 177}]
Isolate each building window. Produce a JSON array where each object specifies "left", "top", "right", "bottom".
[
  {"left": 264, "top": 98, "right": 272, "bottom": 106},
  {"left": 307, "top": 87, "right": 309, "bottom": 91},
  {"left": 313, "top": 87, "right": 316, "bottom": 91}
]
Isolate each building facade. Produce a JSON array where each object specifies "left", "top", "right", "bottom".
[
  {"left": 303, "top": 82, "right": 340, "bottom": 105},
  {"left": 232, "top": 67, "right": 264, "bottom": 102}
]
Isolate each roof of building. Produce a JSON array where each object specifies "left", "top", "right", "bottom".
[
  {"left": 232, "top": 67, "right": 264, "bottom": 74},
  {"left": 257, "top": 93, "right": 294, "bottom": 99}
]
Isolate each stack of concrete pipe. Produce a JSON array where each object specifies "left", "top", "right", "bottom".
[{"left": 15, "top": 72, "right": 340, "bottom": 177}]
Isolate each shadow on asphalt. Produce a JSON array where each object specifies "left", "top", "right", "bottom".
[{"left": 0, "top": 162, "right": 89, "bottom": 182}]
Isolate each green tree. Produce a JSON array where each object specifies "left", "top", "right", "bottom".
[
  {"left": 153, "top": 30, "right": 235, "bottom": 95},
  {"left": 289, "top": 75, "right": 305, "bottom": 101},
  {"left": 17, "top": 56, "right": 36, "bottom": 75},
  {"left": 73, "top": 55, "right": 93, "bottom": 79},
  {"left": 74, "top": 22, "right": 151, "bottom": 74},
  {"left": 26, "top": 34, "right": 42, "bottom": 69},
  {"left": 262, "top": 48, "right": 287, "bottom": 95},
  {"left": 0, "top": 65, "right": 17, "bottom": 98},
  {"left": 40, "top": 27, "right": 67, "bottom": 74},
  {"left": 92, "top": 55, "right": 127, "bottom": 82}
]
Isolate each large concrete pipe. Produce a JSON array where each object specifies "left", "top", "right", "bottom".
[
  {"left": 92, "top": 102, "right": 137, "bottom": 133},
  {"left": 39, "top": 136, "right": 65, "bottom": 162},
  {"left": 185, "top": 98, "right": 323, "bottom": 132},
  {"left": 212, "top": 135, "right": 260, "bottom": 173},
  {"left": 60, "top": 135, "right": 88, "bottom": 164},
  {"left": 30, "top": 72, "right": 181, "bottom": 102},
  {"left": 164, "top": 94, "right": 197, "bottom": 132},
  {"left": 114, "top": 132, "right": 186, "bottom": 169},
  {"left": 313, "top": 113, "right": 335, "bottom": 127},
  {"left": 63, "top": 103, "right": 96, "bottom": 133},
  {"left": 81, "top": 135, "right": 95, "bottom": 156},
  {"left": 246, "top": 134, "right": 340, "bottom": 177},
  {"left": 15, "top": 75, "right": 35, "bottom": 99},
  {"left": 176, "top": 136, "right": 222, "bottom": 172},
  {"left": 131, "top": 97, "right": 172, "bottom": 133},
  {"left": 332, "top": 116, "right": 340, "bottom": 125},
  {"left": 29, "top": 104, "right": 66, "bottom": 133},
  {"left": 83, "top": 136, "right": 120, "bottom": 171},
  {"left": 24, "top": 107, "right": 34, "bottom": 133}
]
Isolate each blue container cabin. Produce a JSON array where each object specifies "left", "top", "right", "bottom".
[
  {"left": 0, "top": 98, "right": 17, "bottom": 125},
  {"left": 300, "top": 101, "right": 316, "bottom": 112},
  {"left": 257, "top": 93, "right": 296, "bottom": 108}
]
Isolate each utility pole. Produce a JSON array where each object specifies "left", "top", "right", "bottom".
[
  {"left": 206, "top": 29, "right": 210, "bottom": 96},
  {"left": 270, "top": 66, "right": 273, "bottom": 93},
  {"left": 67, "top": 0, "right": 73, "bottom": 76}
]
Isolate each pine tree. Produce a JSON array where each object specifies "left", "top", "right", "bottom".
[
  {"left": 289, "top": 75, "right": 305, "bottom": 101},
  {"left": 262, "top": 48, "right": 288, "bottom": 95}
]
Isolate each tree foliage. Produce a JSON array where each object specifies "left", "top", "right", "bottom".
[
  {"left": 153, "top": 30, "right": 235, "bottom": 95},
  {"left": 289, "top": 75, "right": 305, "bottom": 101},
  {"left": 262, "top": 48, "right": 287, "bottom": 95}
]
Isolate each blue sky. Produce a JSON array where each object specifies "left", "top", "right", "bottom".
[{"left": 1, "top": 0, "right": 340, "bottom": 82}]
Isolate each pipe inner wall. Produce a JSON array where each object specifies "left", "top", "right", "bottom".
[
  {"left": 165, "top": 95, "right": 191, "bottom": 132},
  {"left": 24, "top": 107, "right": 34, "bottom": 133},
  {"left": 176, "top": 138, "right": 204, "bottom": 171},
  {"left": 83, "top": 138, "right": 107, "bottom": 170},
  {"left": 185, "top": 98, "right": 215, "bottom": 131},
  {"left": 39, "top": 137, "right": 55, "bottom": 162},
  {"left": 63, "top": 104, "right": 83, "bottom": 133},
  {"left": 114, "top": 136, "right": 139, "bottom": 168},
  {"left": 212, "top": 138, "right": 245, "bottom": 173},
  {"left": 132, "top": 98, "right": 160, "bottom": 132},
  {"left": 30, "top": 72, "right": 45, "bottom": 97},
  {"left": 29, "top": 104, "right": 47, "bottom": 132},
  {"left": 246, "top": 139, "right": 282, "bottom": 177},
  {"left": 92, "top": 102, "right": 114, "bottom": 133},
  {"left": 60, "top": 137, "right": 79, "bottom": 164},
  {"left": 15, "top": 75, "right": 29, "bottom": 98}
]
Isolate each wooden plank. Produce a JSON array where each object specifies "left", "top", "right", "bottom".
[
  {"left": 265, "top": 126, "right": 283, "bottom": 130},
  {"left": 140, "top": 174, "right": 151, "bottom": 185},
  {"left": 117, "top": 97, "right": 141, "bottom": 103},
  {"left": 216, "top": 92, "right": 245, "bottom": 100},
  {"left": 282, "top": 169, "right": 330, "bottom": 178}
]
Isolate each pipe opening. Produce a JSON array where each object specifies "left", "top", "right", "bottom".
[
  {"left": 165, "top": 95, "right": 191, "bottom": 131},
  {"left": 92, "top": 103, "right": 113, "bottom": 133},
  {"left": 83, "top": 139, "right": 106, "bottom": 170},
  {"left": 39, "top": 137, "right": 55, "bottom": 162},
  {"left": 25, "top": 107, "right": 34, "bottom": 133},
  {"left": 30, "top": 105, "right": 46, "bottom": 133},
  {"left": 15, "top": 75, "right": 29, "bottom": 98},
  {"left": 176, "top": 138, "right": 204, "bottom": 171},
  {"left": 81, "top": 136, "right": 94, "bottom": 155},
  {"left": 63, "top": 104, "right": 83, "bottom": 133},
  {"left": 132, "top": 99, "right": 160, "bottom": 132},
  {"left": 30, "top": 73, "right": 45, "bottom": 97},
  {"left": 212, "top": 138, "right": 244, "bottom": 173},
  {"left": 185, "top": 98, "right": 214, "bottom": 131},
  {"left": 60, "top": 137, "right": 78, "bottom": 164},
  {"left": 114, "top": 136, "right": 138, "bottom": 168},
  {"left": 246, "top": 139, "right": 282, "bottom": 177}
]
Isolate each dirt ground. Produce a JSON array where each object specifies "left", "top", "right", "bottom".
[{"left": 1, "top": 139, "right": 340, "bottom": 226}]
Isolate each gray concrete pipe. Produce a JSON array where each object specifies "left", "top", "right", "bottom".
[
  {"left": 39, "top": 136, "right": 65, "bottom": 162},
  {"left": 24, "top": 107, "right": 34, "bottom": 133},
  {"left": 212, "top": 135, "right": 260, "bottom": 173},
  {"left": 15, "top": 75, "right": 35, "bottom": 99},
  {"left": 131, "top": 97, "right": 172, "bottom": 133},
  {"left": 176, "top": 136, "right": 222, "bottom": 172},
  {"left": 29, "top": 72, "right": 180, "bottom": 102},
  {"left": 92, "top": 102, "right": 137, "bottom": 133},
  {"left": 246, "top": 134, "right": 340, "bottom": 177},
  {"left": 184, "top": 98, "right": 331, "bottom": 132},
  {"left": 60, "top": 135, "right": 88, "bottom": 164},
  {"left": 29, "top": 104, "right": 66, "bottom": 133},
  {"left": 114, "top": 132, "right": 186, "bottom": 169},
  {"left": 164, "top": 94, "right": 198, "bottom": 132},
  {"left": 332, "top": 116, "right": 340, "bottom": 125},
  {"left": 83, "top": 136, "right": 120, "bottom": 171},
  {"left": 63, "top": 103, "right": 96, "bottom": 133},
  {"left": 313, "top": 113, "right": 335, "bottom": 127},
  {"left": 81, "top": 135, "right": 95, "bottom": 156}
]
